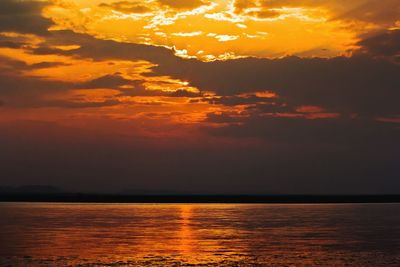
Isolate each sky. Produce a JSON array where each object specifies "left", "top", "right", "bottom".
[{"left": 0, "top": 0, "right": 399, "bottom": 194}]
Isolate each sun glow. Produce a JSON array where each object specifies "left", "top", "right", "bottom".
[{"left": 41, "top": 0, "right": 365, "bottom": 60}]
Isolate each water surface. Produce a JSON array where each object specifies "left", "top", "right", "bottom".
[{"left": 0, "top": 203, "right": 399, "bottom": 266}]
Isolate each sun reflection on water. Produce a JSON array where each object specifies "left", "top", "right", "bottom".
[{"left": 178, "top": 205, "right": 194, "bottom": 254}]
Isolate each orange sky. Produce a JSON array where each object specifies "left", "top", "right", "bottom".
[
  {"left": 0, "top": 0, "right": 397, "bottom": 129},
  {"left": 0, "top": 0, "right": 399, "bottom": 193},
  {"left": 44, "top": 0, "right": 370, "bottom": 59}
]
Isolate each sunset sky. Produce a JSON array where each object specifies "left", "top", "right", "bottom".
[{"left": 0, "top": 0, "right": 399, "bottom": 194}]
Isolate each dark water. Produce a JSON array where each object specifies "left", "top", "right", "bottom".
[{"left": 0, "top": 203, "right": 399, "bottom": 266}]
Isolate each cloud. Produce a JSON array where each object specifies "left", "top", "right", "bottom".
[
  {"left": 99, "top": 1, "right": 152, "bottom": 13},
  {"left": 78, "top": 74, "right": 132, "bottom": 90},
  {"left": 0, "top": 54, "right": 68, "bottom": 72},
  {"left": 1, "top": 0, "right": 398, "bottom": 119},
  {"left": 152, "top": 55, "right": 400, "bottom": 117},
  {"left": 0, "top": 66, "right": 200, "bottom": 108},
  {"left": 0, "top": 55, "right": 75, "bottom": 107},
  {"left": 0, "top": 74, "right": 74, "bottom": 108},
  {"left": 38, "top": 99, "right": 123, "bottom": 109},
  {"left": 0, "top": 71, "right": 70, "bottom": 99},
  {"left": 198, "top": 93, "right": 276, "bottom": 106},
  {"left": 333, "top": 0, "right": 400, "bottom": 26},
  {"left": 11, "top": 26, "right": 398, "bottom": 119},
  {"left": 233, "top": 0, "right": 400, "bottom": 26},
  {"left": 157, "top": 0, "right": 210, "bottom": 10},
  {"left": 0, "top": 0, "right": 53, "bottom": 35},
  {"left": 356, "top": 29, "right": 400, "bottom": 60},
  {"left": 32, "top": 30, "right": 179, "bottom": 66},
  {"left": 232, "top": 0, "right": 293, "bottom": 19},
  {"left": 169, "top": 89, "right": 202, "bottom": 97},
  {"left": 99, "top": 0, "right": 210, "bottom": 14},
  {"left": 205, "top": 112, "right": 399, "bottom": 144},
  {"left": 29, "top": 61, "right": 70, "bottom": 69},
  {"left": 75, "top": 74, "right": 201, "bottom": 97},
  {"left": 0, "top": 35, "right": 26, "bottom": 48}
]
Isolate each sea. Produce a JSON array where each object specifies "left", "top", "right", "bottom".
[{"left": 0, "top": 203, "right": 399, "bottom": 266}]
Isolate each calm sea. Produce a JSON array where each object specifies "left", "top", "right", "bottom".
[{"left": 0, "top": 203, "right": 399, "bottom": 266}]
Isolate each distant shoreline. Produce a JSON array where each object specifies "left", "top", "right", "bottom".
[{"left": 1, "top": 194, "right": 400, "bottom": 203}]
